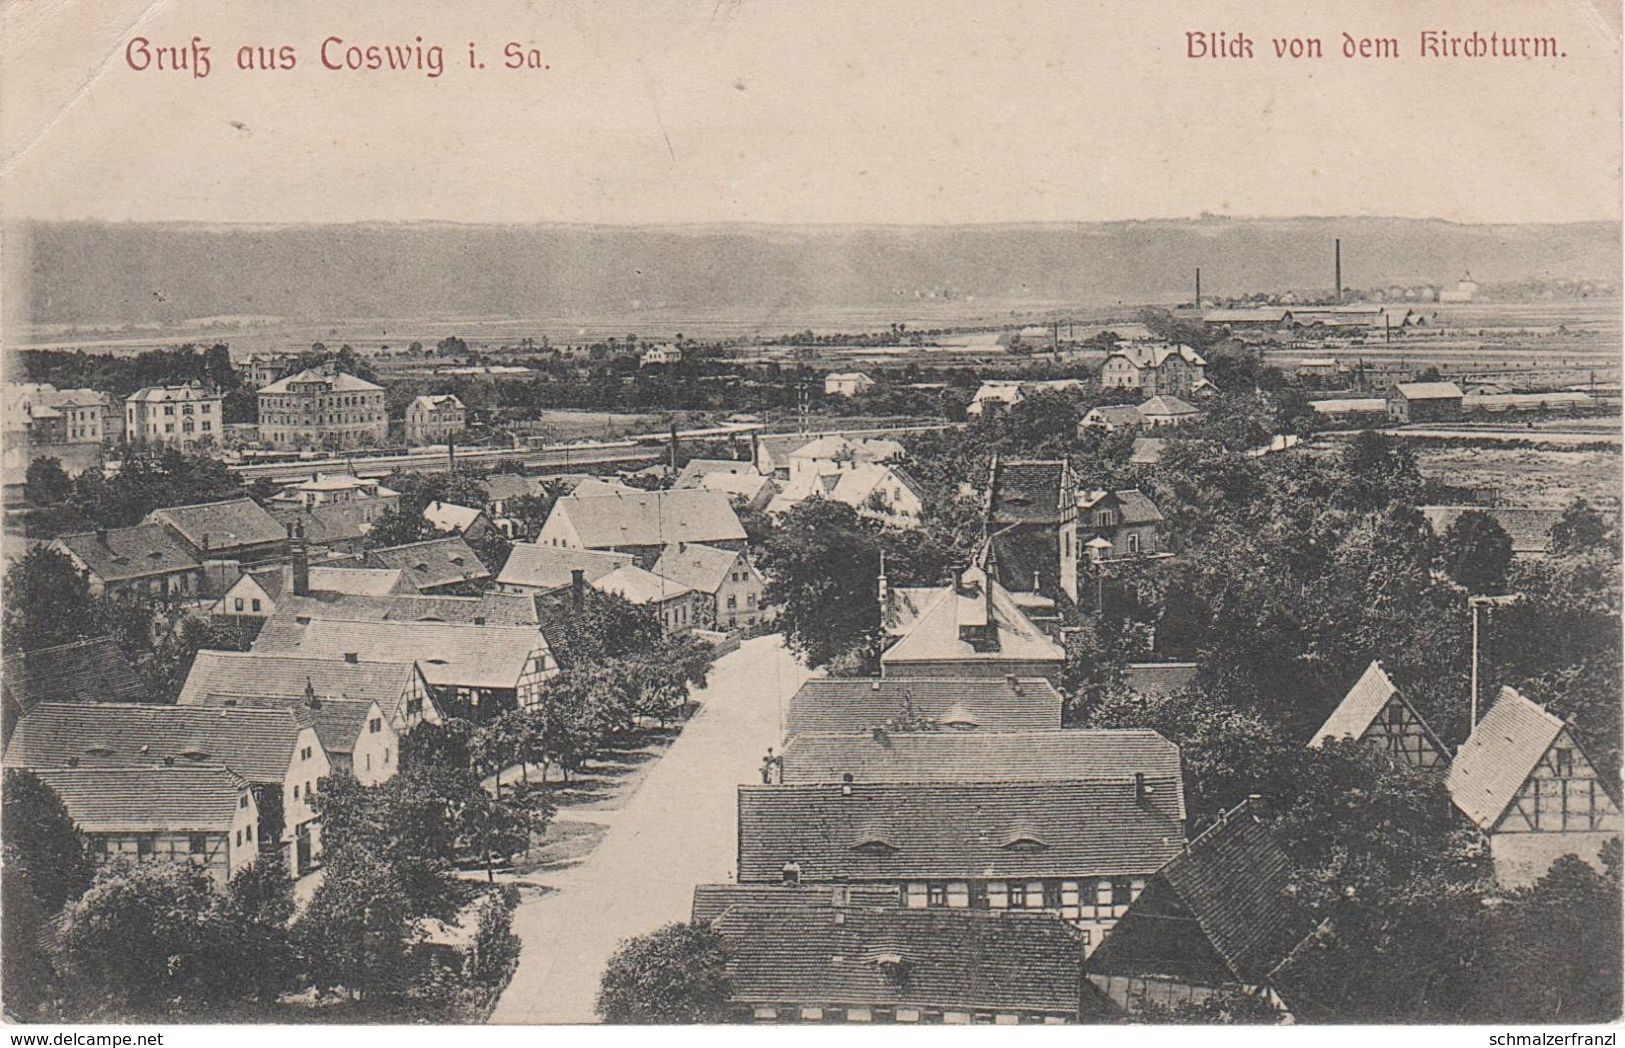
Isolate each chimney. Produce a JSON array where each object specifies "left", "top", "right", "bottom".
[
  {"left": 781, "top": 862, "right": 801, "bottom": 887},
  {"left": 201, "top": 532, "right": 210, "bottom": 553},
  {"left": 876, "top": 550, "right": 889, "bottom": 609},
  {"left": 291, "top": 542, "right": 310, "bottom": 596},
  {"left": 1135, "top": 772, "right": 1148, "bottom": 805},
  {"left": 1334, "top": 238, "right": 1342, "bottom": 304},
  {"left": 343, "top": 652, "right": 359, "bottom": 664},
  {"left": 96, "top": 527, "right": 109, "bottom": 545},
  {"left": 571, "top": 568, "right": 585, "bottom": 612}
]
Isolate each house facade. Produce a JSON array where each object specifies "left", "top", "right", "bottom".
[
  {"left": 49, "top": 524, "right": 203, "bottom": 599},
  {"left": 1099, "top": 343, "right": 1207, "bottom": 399},
  {"left": 177, "top": 649, "right": 441, "bottom": 730},
  {"left": 535, "top": 488, "right": 747, "bottom": 568},
  {"left": 1447, "top": 687, "right": 1622, "bottom": 888},
  {"left": 1388, "top": 382, "right": 1464, "bottom": 424},
  {"left": 986, "top": 458, "right": 1078, "bottom": 605},
  {"left": 880, "top": 563, "right": 1067, "bottom": 682},
  {"left": 34, "top": 765, "right": 261, "bottom": 888},
  {"left": 1309, "top": 660, "right": 1448, "bottom": 769},
  {"left": 1077, "top": 489, "right": 1164, "bottom": 560},
  {"left": 125, "top": 384, "right": 224, "bottom": 450},
  {"left": 257, "top": 366, "right": 388, "bottom": 450},
  {"left": 653, "top": 542, "right": 771, "bottom": 631},
  {"left": 404, "top": 394, "right": 466, "bottom": 444},
  {"left": 824, "top": 372, "right": 876, "bottom": 397}
]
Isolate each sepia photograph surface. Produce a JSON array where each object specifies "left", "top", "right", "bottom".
[{"left": 0, "top": 0, "right": 1621, "bottom": 1031}]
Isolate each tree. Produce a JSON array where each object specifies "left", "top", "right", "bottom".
[
  {"left": 595, "top": 922, "right": 732, "bottom": 1023},
  {"left": 56, "top": 862, "right": 252, "bottom": 1018},
  {"left": 294, "top": 849, "right": 420, "bottom": 1001},
  {"left": 759, "top": 499, "right": 883, "bottom": 668},
  {"left": 25, "top": 457, "right": 73, "bottom": 504},
  {"left": 1551, "top": 497, "right": 1614, "bottom": 557},
  {"left": 2, "top": 547, "right": 103, "bottom": 653},
  {"left": 1440, "top": 509, "right": 1513, "bottom": 594},
  {"left": 3, "top": 770, "right": 94, "bottom": 1020},
  {"left": 364, "top": 507, "right": 437, "bottom": 549}
]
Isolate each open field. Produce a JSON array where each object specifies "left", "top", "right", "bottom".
[{"left": 1412, "top": 443, "right": 1622, "bottom": 510}]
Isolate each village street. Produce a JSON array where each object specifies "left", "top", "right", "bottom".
[{"left": 489, "top": 634, "right": 811, "bottom": 1024}]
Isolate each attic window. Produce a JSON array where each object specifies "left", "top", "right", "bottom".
[
  {"left": 1000, "top": 834, "right": 1049, "bottom": 851},
  {"left": 179, "top": 749, "right": 211, "bottom": 761},
  {"left": 424, "top": 658, "right": 449, "bottom": 666},
  {"left": 84, "top": 744, "right": 115, "bottom": 758},
  {"left": 850, "top": 836, "right": 899, "bottom": 855},
  {"left": 449, "top": 556, "right": 465, "bottom": 566},
  {"left": 414, "top": 562, "right": 430, "bottom": 572},
  {"left": 1001, "top": 495, "right": 1033, "bottom": 506}
]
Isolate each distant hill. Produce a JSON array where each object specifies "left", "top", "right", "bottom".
[{"left": 12, "top": 217, "right": 1619, "bottom": 327}]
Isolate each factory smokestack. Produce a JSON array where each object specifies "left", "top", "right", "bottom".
[
  {"left": 1195, "top": 267, "right": 1201, "bottom": 309},
  {"left": 1334, "top": 239, "right": 1342, "bottom": 305}
]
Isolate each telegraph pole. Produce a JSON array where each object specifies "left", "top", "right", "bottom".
[{"left": 1467, "top": 593, "right": 1519, "bottom": 730}]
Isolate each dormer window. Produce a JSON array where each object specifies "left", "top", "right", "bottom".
[
  {"left": 85, "top": 744, "right": 114, "bottom": 758},
  {"left": 850, "top": 836, "right": 899, "bottom": 855},
  {"left": 1001, "top": 835, "right": 1049, "bottom": 851}
]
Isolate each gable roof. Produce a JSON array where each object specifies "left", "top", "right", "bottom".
[
  {"left": 1138, "top": 395, "right": 1199, "bottom": 417},
  {"left": 5, "top": 703, "right": 309, "bottom": 783},
  {"left": 363, "top": 536, "right": 491, "bottom": 589},
  {"left": 1420, "top": 506, "right": 1563, "bottom": 556},
  {"left": 496, "top": 543, "right": 632, "bottom": 591},
  {"left": 652, "top": 542, "right": 744, "bottom": 595},
  {"left": 881, "top": 579, "right": 1065, "bottom": 668},
  {"left": 551, "top": 488, "right": 746, "bottom": 548},
  {"left": 176, "top": 649, "right": 424, "bottom": 712},
  {"left": 52, "top": 524, "right": 200, "bottom": 583},
  {"left": 252, "top": 617, "right": 546, "bottom": 691},
  {"left": 268, "top": 500, "right": 390, "bottom": 546},
  {"left": 1085, "top": 405, "right": 1146, "bottom": 428},
  {"left": 479, "top": 472, "right": 531, "bottom": 502},
  {"left": 145, "top": 498, "right": 287, "bottom": 552},
  {"left": 1446, "top": 687, "right": 1569, "bottom": 830},
  {"left": 423, "top": 501, "right": 485, "bottom": 534},
  {"left": 780, "top": 730, "right": 1184, "bottom": 812},
  {"left": 591, "top": 564, "right": 692, "bottom": 605},
  {"left": 715, "top": 904, "right": 1089, "bottom": 1017},
  {"left": 990, "top": 460, "right": 1072, "bottom": 524},
  {"left": 1080, "top": 489, "right": 1164, "bottom": 525},
  {"left": 306, "top": 566, "right": 416, "bottom": 596},
  {"left": 259, "top": 368, "right": 383, "bottom": 394},
  {"left": 1089, "top": 799, "right": 1310, "bottom": 987},
  {"left": 786, "top": 678, "right": 1063, "bottom": 737},
  {"left": 193, "top": 693, "right": 381, "bottom": 756},
  {"left": 1394, "top": 381, "right": 1463, "bottom": 401},
  {"left": 690, "top": 883, "right": 901, "bottom": 927},
  {"left": 673, "top": 458, "right": 758, "bottom": 489},
  {"left": 2, "top": 637, "right": 144, "bottom": 711},
  {"left": 789, "top": 435, "right": 905, "bottom": 463},
  {"left": 273, "top": 590, "right": 536, "bottom": 626},
  {"left": 693, "top": 470, "right": 775, "bottom": 504},
  {"left": 33, "top": 765, "right": 251, "bottom": 834},
  {"left": 737, "top": 779, "right": 1186, "bottom": 883},
  {"left": 1308, "top": 660, "right": 1445, "bottom": 755}
]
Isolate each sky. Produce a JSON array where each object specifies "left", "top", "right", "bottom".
[{"left": 1, "top": 0, "right": 1621, "bottom": 226}]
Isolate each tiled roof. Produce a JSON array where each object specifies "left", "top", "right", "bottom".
[
  {"left": 1131, "top": 435, "right": 1170, "bottom": 464},
  {"left": 1089, "top": 799, "right": 1310, "bottom": 986},
  {"left": 737, "top": 779, "right": 1186, "bottom": 882},
  {"left": 146, "top": 498, "right": 287, "bottom": 552},
  {"left": 673, "top": 458, "right": 757, "bottom": 489},
  {"left": 881, "top": 580, "right": 1064, "bottom": 669},
  {"left": 496, "top": 544, "right": 631, "bottom": 591},
  {"left": 1312, "top": 661, "right": 1401, "bottom": 748},
  {"left": 259, "top": 368, "right": 383, "bottom": 394},
  {"left": 693, "top": 470, "right": 774, "bottom": 504},
  {"left": 268, "top": 501, "right": 390, "bottom": 546},
  {"left": 1139, "top": 395, "right": 1199, "bottom": 417},
  {"left": 1446, "top": 687, "right": 1567, "bottom": 830},
  {"left": 781, "top": 730, "right": 1184, "bottom": 812},
  {"left": 551, "top": 488, "right": 746, "bottom": 549},
  {"left": 176, "top": 649, "right": 424, "bottom": 714},
  {"left": 690, "top": 883, "right": 900, "bottom": 927},
  {"left": 2, "top": 637, "right": 144, "bottom": 711},
  {"left": 1394, "top": 381, "right": 1463, "bottom": 401},
  {"left": 1080, "top": 489, "right": 1164, "bottom": 525},
  {"left": 787, "top": 678, "right": 1062, "bottom": 737},
  {"left": 1421, "top": 506, "right": 1562, "bottom": 555},
  {"left": 5, "top": 703, "right": 307, "bottom": 783},
  {"left": 788, "top": 435, "right": 905, "bottom": 464},
  {"left": 652, "top": 542, "right": 743, "bottom": 596},
  {"left": 52, "top": 524, "right": 200, "bottom": 583},
  {"left": 423, "top": 501, "right": 485, "bottom": 534},
  {"left": 252, "top": 617, "right": 546, "bottom": 692},
  {"left": 990, "top": 460, "right": 1071, "bottom": 524},
  {"left": 272, "top": 590, "right": 536, "bottom": 626},
  {"left": 480, "top": 473, "right": 532, "bottom": 502},
  {"left": 591, "top": 564, "right": 692, "bottom": 605},
  {"left": 306, "top": 566, "right": 415, "bottom": 596},
  {"left": 715, "top": 904, "right": 1090, "bottom": 1017},
  {"left": 1085, "top": 405, "right": 1145, "bottom": 428},
  {"left": 1123, "top": 662, "right": 1198, "bottom": 697},
  {"left": 364, "top": 537, "right": 491, "bottom": 589},
  {"left": 33, "top": 765, "right": 250, "bottom": 834},
  {"left": 193, "top": 693, "right": 378, "bottom": 756}
]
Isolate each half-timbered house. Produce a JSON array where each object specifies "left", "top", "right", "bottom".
[{"left": 1309, "top": 660, "right": 1448, "bottom": 769}]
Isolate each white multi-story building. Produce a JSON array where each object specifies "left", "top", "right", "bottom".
[
  {"left": 257, "top": 366, "right": 388, "bottom": 450},
  {"left": 124, "top": 383, "right": 224, "bottom": 450},
  {"left": 404, "top": 394, "right": 466, "bottom": 445}
]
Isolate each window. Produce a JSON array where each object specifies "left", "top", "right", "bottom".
[
  {"left": 366, "top": 754, "right": 372, "bottom": 771},
  {"left": 293, "top": 785, "right": 300, "bottom": 799},
  {"left": 301, "top": 746, "right": 313, "bottom": 761},
  {"left": 370, "top": 718, "right": 382, "bottom": 734},
  {"left": 246, "top": 824, "right": 252, "bottom": 842},
  {"left": 1127, "top": 533, "right": 1141, "bottom": 554},
  {"left": 726, "top": 595, "right": 737, "bottom": 609},
  {"left": 239, "top": 795, "right": 249, "bottom": 809},
  {"left": 235, "top": 830, "right": 242, "bottom": 847},
  {"left": 946, "top": 881, "right": 970, "bottom": 908},
  {"left": 1554, "top": 748, "right": 1575, "bottom": 777},
  {"left": 384, "top": 748, "right": 390, "bottom": 765},
  {"left": 137, "top": 835, "right": 155, "bottom": 859},
  {"left": 190, "top": 834, "right": 208, "bottom": 854},
  {"left": 1111, "top": 878, "right": 1134, "bottom": 907},
  {"left": 927, "top": 883, "right": 947, "bottom": 907},
  {"left": 251, "top": 599, "right": 261, "bottom": 612},
  {"left": 905, "top": 882, "right": 928, "bottom": 909},
  {"left": 234, "top": 597, "right": 245, "bottom": 612}
]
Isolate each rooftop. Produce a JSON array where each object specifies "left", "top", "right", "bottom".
[
  {"left": 53, "top": 524, "right": 200, "bottom": 583},
  {"left": 363, "top": 536, "right": 491, "bottom": 589},
  {"left": 786, "top": 678, "right": 1063, "bottom": 737},
  {"left": 1446, "top": 687, "right": 1570, "bottom": 830},
  {"left": 652, "top": 542, "right": 744, "bottom": 595},
  {"left": 737, "top": 779, "right": 1186, "bottom": 883},
  {"left": 252, "top": 617, "right": 547, "bottom": 691},
  {"left": 146, "top": 498, "right": 288, "bottom": 552},
  {"left": 1393, "top": 381, "right": 1464, "bottom": 401},
  {"left": 2, "top": 636, "right": 144, "bottom": 712},
  {"left": 259, "top": 368, "right": 384, "bottom": 394},
  {"left": 33, "top": 765, "right": 251, "bottom": 834},
  {"left": 176, "top": 649, "right": 425, "bottom": 713},
  {"left": 551, "top": 488, "right": 746, "bottom": 549},
  {"left": 592, "top": 564, "right": 693, "bottom": 605},
  {"left": 496, "top": 544, "right": 632, "bottom": 591}
]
